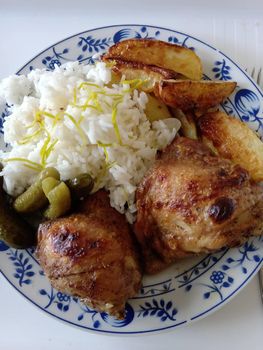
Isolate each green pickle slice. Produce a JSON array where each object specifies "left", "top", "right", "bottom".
[
  {"left": 44, "top": 182, "right": 71, "bottom": 219},
  {"left": 13, "top": 167, "right": 60, "bottom": 213},
  {"left": 42, "top": 177, "right": 60, "bottom": 196}
]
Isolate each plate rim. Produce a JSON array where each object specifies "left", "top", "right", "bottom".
[
  {"left": 15, "top": 24, "right": 263, "bottom": 98},
  {"left": 1, "top": 23, "right": 263, "bottom": 334},
  {"left": 1, "top": 260, "right": 262, "bottom": 335}
]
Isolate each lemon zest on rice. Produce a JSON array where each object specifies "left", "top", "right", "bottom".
[
  {"left": 2, "top": 157, "right": 43, "bottom": 171},
  {"left": 39, "top": 129, "right": 58, "bottom": 167},
  {"left": 78, "top": 82, "right": 101, "bottom": 90},
  {"left": 121, "top": 78, "right": 148, "bottom": 92},
  {"left": 64, "top": 112, "right": 87, "bottom": 146},
  {"left": 97, "top": 141, "right": 113, "bottom": 163},
  {"left": 18, "top": 128, "right": 43, "bottom": 145}
]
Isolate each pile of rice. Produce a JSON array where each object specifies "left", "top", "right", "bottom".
[{"left": 0, "top": 61, "right": 180, "bottom": 222}]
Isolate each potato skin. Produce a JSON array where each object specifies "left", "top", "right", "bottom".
[
  {"left": 154, "top": 80, "right": 236, "bottom": 113},
  {"left": 103, "top": 39, "right": 203, "bottom": 80},
  {"left": 198, "top": 111, "right": 263, "bottom": 181},
  {"left": 144, "top": 94, "right": 172, "bottom": 122},
  {"left": 170, "top": 109, "right": 198, "bottom": 140},
  {"left": 103, "top": 58, "right": 180, "bottom": 92}
]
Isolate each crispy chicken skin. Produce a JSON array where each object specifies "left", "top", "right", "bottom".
[
  {"left": 37, "top": 190, "right": 142, "bottom": 319},
  {"left": 134, "top": 137, "right": 263, "bottom": 274}
]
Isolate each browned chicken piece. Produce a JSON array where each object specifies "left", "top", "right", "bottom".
[
  {"left": 37, "top": 190, "right": 142, "bottom": 319},
  {"left": 134, "top": 137, "right": 263, "bottom": 274}
]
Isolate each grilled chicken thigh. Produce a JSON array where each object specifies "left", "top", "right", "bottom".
[
  {"left": 134, "top": 137, "right": 263, "bottom": 274},
  {"left": 37, "top": 190, "right": 142, "bottom": 318}
]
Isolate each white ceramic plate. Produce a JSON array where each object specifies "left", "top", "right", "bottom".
[{"left": 0, "top": 24, "right": 263, "bottom": 334}]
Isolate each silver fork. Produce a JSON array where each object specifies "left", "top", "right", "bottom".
[
  {"left": 250, "top": 67, "right": 263, "bottom": 304},
  {"left": 250, "top": 67, "right": 262, "bottom": 86}
]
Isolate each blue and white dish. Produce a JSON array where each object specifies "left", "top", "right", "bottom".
[{"left": 0, "top": 24, "right": 263, "bottom": 334}]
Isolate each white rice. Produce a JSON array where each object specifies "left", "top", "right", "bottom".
[{"left": 0, "top": 61, "right": 180, "bottom": 222}]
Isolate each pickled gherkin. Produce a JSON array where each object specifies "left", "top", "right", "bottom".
[
  {"left": 44, "top": 182, "right": 71, "bottom": 219},
  {"left": 38, "top": 167, "right": 60, "bottom": 181},
  {"left": 0, "top": 169, "right": 35, "bottom": 248},
  {"left": 66, "top": 173, "right": 94, "bottom": 200},
  {"left": 13, "top": 181, "right": 48, "bottom": 213},
  {"left": 42, "top": 177, "right": 60, "bottom": 197},
  {"left": 13, "top": 167, "right": 59, "bottom": 213}
]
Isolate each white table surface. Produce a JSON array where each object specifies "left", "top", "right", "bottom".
[{"left": 0, "top": 1, "right": 263, "bottom": 349}]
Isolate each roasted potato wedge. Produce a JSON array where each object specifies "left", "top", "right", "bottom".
[
  {"left": 154, "top": 80, "right": 236, "bottom": 113},
  {"left": 198, "top": 111, "right": 263, "bottom": 181},
  {"left": 105, "top": 58, "right": 181, "bottom": 92},
  {"left": 170, "top": 108, "right": 198, "bottom": 139},
  {"left": 103, "top": 39, "right": 203, "bottom": 80},
  {"left": 145, "top": 94, "right": 172, "bottom": 122}
]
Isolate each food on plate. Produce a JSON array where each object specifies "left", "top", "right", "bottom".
[
  {"left": 13, "top": 167, "right": 59, "bottom": 213},
  {"left": 144, "top": 94, "right": 172, "bottom": 122},
  {"left": 0, "top": 169, "right": 35, "bottom": 248},
  {"left": 170, "top": 109, "right": 198, "bottom": 139},
  {"left": 42, "top": 176, "right": 60, "bottom": 196},
  {"left": 0, "top": 60, "right": 180, "bottom": 225},
  {"left": 154, "top": 80, "right": 236, "bottom": 113},
  {"left": 14, "top": 166, "right": 72, "bottom": 219},
  {"left": 103, "top": 58, "right": 181, "bottom": 92},
  {"left": 198, "top": 111, "right": 263, "bottom": 181},
  {"left": 37, "top": 190, "right": 142, "bottom": 318},
  {"left": 65, "top": 173, "right": 94, "bottom": 201},
  {"left": 1, "top": 37, "right": 262, "bottom": 318},
  {"left": 43, "top": 181, "right": 71, "bottom": 219},
  {"left": 134, "top": 137, "right": 263, "bottom": 274},
  {"left": 103, "top": 39, "right": 203, "bottom": 80}
]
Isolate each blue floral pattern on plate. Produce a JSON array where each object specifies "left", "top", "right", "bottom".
[
  {"left": 213, "top": 59, "right": 232, "bottom": 80},
  {"left": 7, "top": 249, "right": 35, "bottom": 286},
  {"left": 0, "top": 25, "right": 263, "bottom": 334}
]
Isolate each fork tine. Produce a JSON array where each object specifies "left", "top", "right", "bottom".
[
  {"left": 251, "top": 67, "right": 255, "bottom": 79},
  {"left": 257, "top": 67, "right": 262, "bottom": 87}
]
